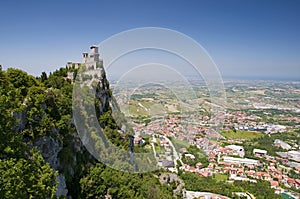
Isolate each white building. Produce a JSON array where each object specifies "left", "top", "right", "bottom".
[
  {"left": 185, "top": 154, "right": 196, "bottom": 160},
  {"left": 274, "top": 139, "right": 292, "bottom": 150},
  {"left": 225, "top": 145, "right": 245, "bottom": 157},
  {"left": 223, "top": 156, "right": 259, "bottom": 165},
  {"left": 185, "top": 191, "right": 231, "bottom": 199},
  {"left": 288, "top": 151, "right": 300, "bottom": 162},
  {"left": 253, "top": 148, "right": 268, "bottom": 156},
  {"left": 66, "top": 61, "right": 80, "bottom": 69},
  {"left": 267, "top": 124, "right": 286, "bottom": 134}
]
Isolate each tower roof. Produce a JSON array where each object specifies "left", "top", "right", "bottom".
[{"left": 90, "top": 45, "right": 98, "bottom": 49}]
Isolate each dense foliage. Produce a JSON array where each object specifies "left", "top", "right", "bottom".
[
  {"left": 80, "top": 164, "right": 174, "bottom": 199},
  {"left": 242, "top": 131, "right": 300, "bottom": 157},
  {"left": 0, "top": 150, "right": 57, "bottom": 199},
  {"left": 0, "top": 67, "right": 57, "bottom": 198},
  {"left": 181, "top": 145, "right": 209, "bottom": 167},
  {"left": 180, "top": 172, "right": 282, "bottom": 199},
  {"left": 0, "top": 66, "right": 174, "bottom": 198}
]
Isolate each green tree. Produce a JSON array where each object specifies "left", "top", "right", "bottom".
[
  {"left": 41, "top": 71, "right": 48, "bottom": 82},
  {"left": 6, "top": 68, "right": 38, "bottom": 96},
  {"left": 80, "top": 163, "right": 174, "bottom": 199},
  {"left": 0, "top": 150, "right": 57, "bottom": 199}
]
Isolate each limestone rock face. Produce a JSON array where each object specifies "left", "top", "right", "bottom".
[
  {"left": 29, "top": 62, "right": 127, "bottom": 198},
  {"left": 34, "top": 136, "right": 62, "bottom": 170},
  {"left": 95, "top": 73, "right": 111, "bottom": 113},
  {"left": 56, "top": 174, "right": 68, "bottom": 197},
  {"left": 34, "top": 136, "right": 67, "bottom": 197},
  {"left": 13, "top": 112, "right": 27, "bottom": 132}
]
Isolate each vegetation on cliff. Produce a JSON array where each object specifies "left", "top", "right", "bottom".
[{"left": 0, "top": 66, "right": 174, "bottom": 198}]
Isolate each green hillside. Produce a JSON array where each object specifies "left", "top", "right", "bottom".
[{"left": 0, "top": 66, "right": 174, "bottom": 199}]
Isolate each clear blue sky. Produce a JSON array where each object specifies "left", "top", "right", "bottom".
[{"left": 0, "top": 0, "right": 299, "bottom": 80}]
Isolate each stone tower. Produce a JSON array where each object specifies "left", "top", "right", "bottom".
[
  {"left": 67, "top": 45, "right": 103, "bottom": 70},
  {"left": 82, "top": 45, "right": 103, "bottom": 69},
  {"left": 82, "top": 52, "right": 88, "bottom": 64}
]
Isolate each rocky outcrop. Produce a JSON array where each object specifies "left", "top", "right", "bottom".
[
  {"left": 34, "top": 136, "right": 62, "bottom": 170},
  {"left": 159, "top": 173, "right": 184, "bottom": 197},
  {"left": 27, "top": 63, "right": 127, "bottom": 198},
  {"left": 13, "top": 112, "right": 27, "bottom": 132},
  {"left": 56, "top": 174, "right": 68, "bottom": 197},
  {"left": 34, "top": 136, "right": 67, "bottom": 197}
]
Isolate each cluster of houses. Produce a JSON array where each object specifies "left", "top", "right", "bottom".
[
  {"left": 130, "top": 109, "right": 300, "bottom": 197},
  {"left": 132, "top": 114, "right": 212, "bottom": 140},
  {"left": 137, "top": 123, "right": 299, "bottom": 192},
  {"left": 179, "top": 143, "right": 300, "bottom": 195},
  {"left": 142, "top": 132, "right": 300, "bottom": 196},
  {"left": 223, "top": 111, "right": 288, "bottom": 134}
]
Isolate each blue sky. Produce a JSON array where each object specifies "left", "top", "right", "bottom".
[{"left": 0, "top": 0, "right": 299, "bottom": 80}]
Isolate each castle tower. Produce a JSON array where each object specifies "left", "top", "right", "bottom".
[
  {"left": 82, "top": 52, "right": 88, "bottom": 64},
  {"left": 67, "top": 45, "right": 103, "bottom": 70},
  {"left": 89, "top": 45, "right": 100, "bottom": 62}
]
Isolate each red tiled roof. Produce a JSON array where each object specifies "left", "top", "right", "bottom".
[
  {"left": 189, "top": 166, "right": 196, "bottom": 171},
  {"left": 270, "top": 180, "right": 279, "bottom": 187},
  {"left": 287, "top": 178, "right": 296, "bottom": 185}
]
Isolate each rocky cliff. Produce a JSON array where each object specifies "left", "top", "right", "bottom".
[{"left": 12, "top": 65, "right": 123, "bottom": 198}]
